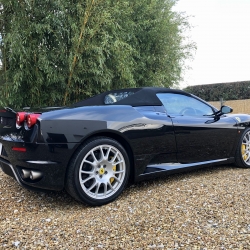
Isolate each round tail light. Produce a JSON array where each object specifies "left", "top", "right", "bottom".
[
  {"left": 26, "top": 114, "right": 41, "bottom": 128},
  {"left": 16, "top": 112, "right": 27, "bottom": 126}
]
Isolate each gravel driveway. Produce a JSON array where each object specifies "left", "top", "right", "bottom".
[{"left": 0, "top": 165, "right": 249, "bottom": 249}]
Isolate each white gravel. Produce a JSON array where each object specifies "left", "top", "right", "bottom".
[{"left": 0, "top": 165, "right": 249, "bottom": 249}]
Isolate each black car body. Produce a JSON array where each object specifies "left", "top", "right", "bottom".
[{"left": 0, "top": 87, "right": 249, "bottom": 205}]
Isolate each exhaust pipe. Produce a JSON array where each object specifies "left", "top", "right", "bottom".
[
  {"left": 30, "top": 170, "right": 43, "bottom": 180},
  {"left": 21, "top": 169, "right": 31, "bottom": 179}
]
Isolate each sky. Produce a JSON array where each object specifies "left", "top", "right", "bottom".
[{"left": 173, "top": 0, "right": 250, "bottom": 88}]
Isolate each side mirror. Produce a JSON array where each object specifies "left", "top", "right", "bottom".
[{"left": 221, "top": 105, "right": 233, "bottom": 114}]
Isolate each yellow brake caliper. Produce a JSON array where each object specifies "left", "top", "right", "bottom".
[
  {"left": 110, "top": 165, "right": 116, "bottom": 184},
  {"left": 241, "top": 144, "right": 247, "bottom": 160}
]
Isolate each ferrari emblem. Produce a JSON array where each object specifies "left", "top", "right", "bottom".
[{"left": 99, "top": 168, "right": 105, "bottom": 175}]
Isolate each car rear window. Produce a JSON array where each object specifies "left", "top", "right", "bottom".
[{"left": 104, "top": 91, "right": 135, "bottom": 104}]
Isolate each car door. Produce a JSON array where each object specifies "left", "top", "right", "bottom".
[{"left": 157, "top": 93, "right": 238, "bottom": 163}]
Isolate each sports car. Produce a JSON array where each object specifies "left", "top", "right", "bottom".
[{"left": 0, "top": 87, "right": 249, "bottom": 206}]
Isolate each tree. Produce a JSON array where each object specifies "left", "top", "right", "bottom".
[{"left": 0, "top": 0, "right": 195, "bottom": 108}]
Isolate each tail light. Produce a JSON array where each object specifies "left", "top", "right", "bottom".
[
  {"left": 12, "top": 146, "right": 27, "bottom": 152},
  {"left": 16, "top": 112, "right": 27, "bottom": 126},
  {"left": 26, "top": 114, "right": 41, "bottom": 128}
]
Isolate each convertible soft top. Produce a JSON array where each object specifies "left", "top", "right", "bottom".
[{"left": 72, "top": 87, "right": 190, "bottom": 107}]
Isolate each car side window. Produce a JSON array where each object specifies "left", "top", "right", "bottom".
[{"left": 157, "top": 93, "right": 214, "bottom": 116}]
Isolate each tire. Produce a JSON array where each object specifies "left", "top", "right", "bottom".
[
  {"left": 65, "top": 137, "right": 130, "bottom": 206},
  {"left": 235, "top": 128, "right": 250, "bottom": 168}
]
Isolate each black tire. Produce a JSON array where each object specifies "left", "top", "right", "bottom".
[
  {"left": 65, "top": 137, "right": 130, "bottom": 206},
  {"left": 235, "top": 128, "right": 250, "bottom": 168}
]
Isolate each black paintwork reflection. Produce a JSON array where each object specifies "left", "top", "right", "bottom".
[
  {"left": 123, "top": 124, "right": 175, "bottom": 155},
  {"left": 172, "top": 115, "right": 239, "bottom": 163},
  {"left": 38, "top": 105, "right": 143, "bottom": 145},
  {"left": 40, "top": 120, "right": 107, "bottom": 146},
  {"left": 46, "top": 133, "right": 68, "bottom": 152},
  {"left": 115, "top": 108, "right": 177, "bottom": 176},
  {"left": 40, "top": 105, "right": 141, "bottom": 121}
]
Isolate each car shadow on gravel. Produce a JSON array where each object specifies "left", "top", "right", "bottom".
[
  {"left": 0, "top": 164, "right": 238, "bottom": 209},
  {"left": 123, "top": 164, "right": 237, "bottom": 195}
]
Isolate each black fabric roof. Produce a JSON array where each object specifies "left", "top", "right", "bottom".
[{"left": 72, "top": 87, "right": 191, "bottom": 107}]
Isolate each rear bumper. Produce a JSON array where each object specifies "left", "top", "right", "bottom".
[
  {"left": 0, "top": 139, "right": 79, "bottom": 191},
  {"left": 0, "top": 156, "right": 65, "bottom": 191},
  {"left": 0, "top": 158, "right": 20, "bottom": 180}
]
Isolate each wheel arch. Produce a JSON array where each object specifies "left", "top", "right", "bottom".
[
  {"left": 235, "top": 127, "right": 250, "bottom": 168},
  {"left": 66, "top": 130, "right": 135, "bottom": 184}
]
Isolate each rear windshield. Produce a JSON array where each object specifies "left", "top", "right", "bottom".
[{"left": 104, "top": 91, "right": 135, "bottom": 104}]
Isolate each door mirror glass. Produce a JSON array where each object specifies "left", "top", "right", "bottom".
[{"left": 221, "top": 105, "right": 233, "bottom": 114}]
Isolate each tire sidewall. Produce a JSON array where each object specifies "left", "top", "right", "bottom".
[
  {"left": 72, "top": 138, "right": 130, "bottom": 206},
  {"left": 236, "top": 128, "right": 250, "bottom": 168}
]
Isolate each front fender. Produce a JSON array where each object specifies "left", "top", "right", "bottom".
[{"left": 227, "top": 114, "right": 250, "bottom": 128}]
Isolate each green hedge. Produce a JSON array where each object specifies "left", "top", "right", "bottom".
[{"left": 184, "top": 81, "right": 250, "bottom": 101}]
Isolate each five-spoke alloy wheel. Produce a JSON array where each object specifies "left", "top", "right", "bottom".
[{"left": 66, "top": 137, "right": 130, "bottom": 206}]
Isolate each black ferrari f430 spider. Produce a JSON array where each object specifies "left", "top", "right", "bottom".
[{"left": 0, "top": 87, "right": 249, "bottom": 205}]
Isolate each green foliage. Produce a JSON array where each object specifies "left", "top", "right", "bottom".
[
  {"left": 0, "top": 0, "right": 195, "bottom": 108},
  {"left": 184, "top": 81, "right": 250, "bottom": 101}
]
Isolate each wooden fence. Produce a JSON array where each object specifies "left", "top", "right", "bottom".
[{"left": 209, "top": 99, "right": 250, "bottom": 114}]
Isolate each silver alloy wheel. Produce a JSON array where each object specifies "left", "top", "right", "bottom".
[
  {"left": 78, "top": 144, "right": 126, "bottom": 199},
  {"left": 241, "top": 130, "right": 250, "bottom": 166}
]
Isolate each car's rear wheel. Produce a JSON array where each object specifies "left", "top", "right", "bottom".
[
  {"left": 235, "top": 128, "right": 250, "bottom": 168},
  {"left": 66, "top": 137, "right": 130, "bottom": 206}
]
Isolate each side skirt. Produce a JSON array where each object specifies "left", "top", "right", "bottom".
[{"left": 136, "top": 157, "right": 235, "bottom": 182}]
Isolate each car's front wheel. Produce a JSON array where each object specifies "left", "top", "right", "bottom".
[
  {"left": 66, "top": 137, "right": 130, "bottom": 206},
  {"left": 235, "top": 128, "right": 250, "bottom": 168}
]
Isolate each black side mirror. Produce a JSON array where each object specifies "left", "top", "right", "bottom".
[
  {"left": 211, "top": 105, "right": 233, "bottom": 123},
  {"left": 221, "top": 105, "right": 233, "bottom": 114}
]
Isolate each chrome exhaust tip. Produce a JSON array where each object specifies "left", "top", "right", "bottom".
[
  {"left": 30, "top": 170, "right": 43, "bottom": 180},
  {"left": 21, "top": 169, "right": 31, "bottom": 179}
]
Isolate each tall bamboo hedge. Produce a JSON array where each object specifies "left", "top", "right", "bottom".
[{"left": 0, "top": 0, "right": 195, "bottom": 108}]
